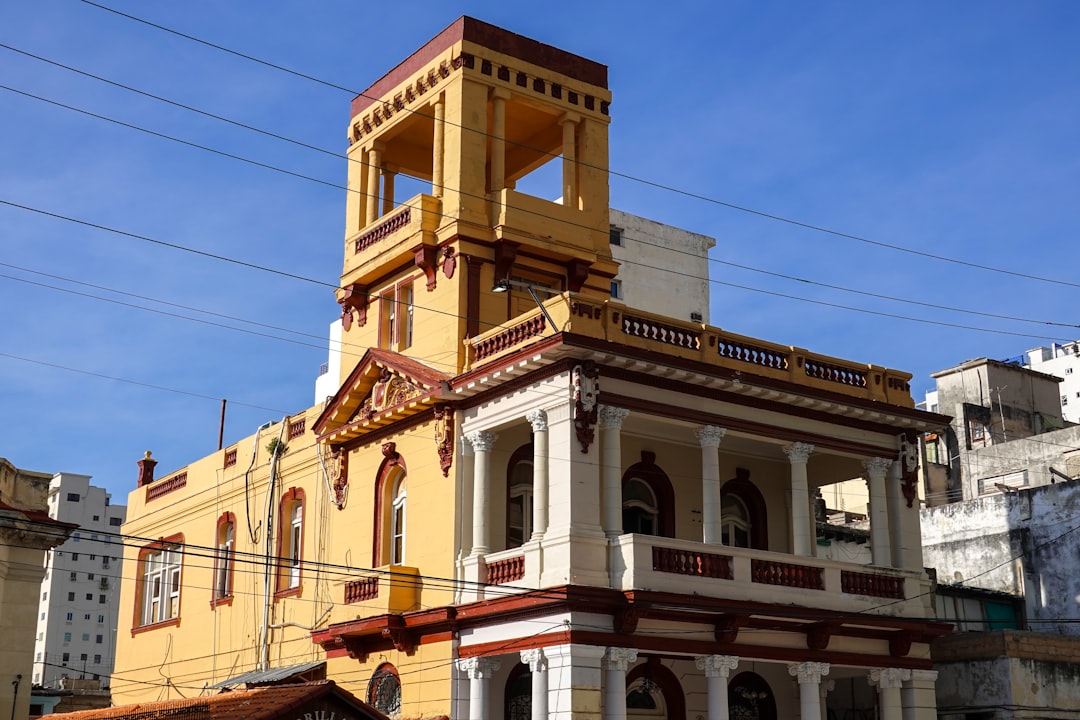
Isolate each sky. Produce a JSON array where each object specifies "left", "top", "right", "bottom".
[{"left": 2, "top": 1, "right": 1079, "bottom": 503}]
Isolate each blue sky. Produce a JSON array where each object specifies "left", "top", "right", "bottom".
[{"left": 2, "top": 1, "right": 1079, "bottom": 503}]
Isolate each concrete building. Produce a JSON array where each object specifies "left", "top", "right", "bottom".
[
  {"left": 111, "top": 17, "right": 950, "bottom": 720},
  {"left": 0, "top": 459, "right": 75, "bottom": 720},
  {"left": 1024, "top": 341, "right": 1080, "bottom": 424},
  {"left": 32, "top": 473, "right": 126, "bottom": 689},
  {"left": 921, "top": 357, "right": 1080, "bottom": 505}
]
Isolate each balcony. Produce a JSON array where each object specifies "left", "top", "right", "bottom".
[
  {"left": 464, "top": 293, "right": 914, "bottom": 407},
  {"left": 338, "top": 565, "right": 421, "bottom": 616},
  {"left": 612, "top": 534, "right": 928, "bottom": 618},
  {"left": 342, "top": 194, "right": 442, "bottom": 287}
]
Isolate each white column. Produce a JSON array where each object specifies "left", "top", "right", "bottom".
[
  {"left": 465, "top": 430, "right": 497, "bottom": 556},
  {"left": 521, "top": 649, "right": 548, "bottom": 720},
  {"left": 788, "top": 662, "right": 830, "bottom": 720},
  {"left": 863, "top": 457, "right": 893, "bottom": 566},
  {"left": 696, "top": 426, "right": 726, "bottom": 544},
  {"left": 783, "top": 443, "right": 815, "bottom": 556},
  {"left": 869, "top": 668, "right": 910, "bottom": 720},
  {"left": 457, "top": 657, "right": 501, "bottom": 720},
  {"left": 490, "top": 88, "right": 509, "bottom": 193},
  {"left": 431, "top": 94, "right": 445, "bottom": 197},
  {"left": 527, "top": 409, "right": 550, "bottom": 541},
  {"left": 599, "top": 406, "right": 630, "bottom": 539},
  {"left": 603, "top": 648, "right": 637, "bottom": 720},
  {"left": 696, "top": 655, "right": 738, "bottom": 720},
  {"left": 902, "top": 669, "right": 938, "bottom": 720},
  {"left": 885, "top": 459, "right": 905, "bottom": 569},
  {"left": 459, "top": 437, "right": 475, "bottom": 560},
  {"left": 819, "top": 679, "right": 835, "bottom": 720}
]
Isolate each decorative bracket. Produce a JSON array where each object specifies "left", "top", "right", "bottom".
[
  {"left": 339, "top": 283, "right": 370, "bottom": 331},
  {"left": 434, "top": 404, "right": 454, "bottom": 477},
  {"left": 413, "top": 243, "right": 438, "bottom": 291},
  {"left": 567, "top": 259, "right": 591, "bottom": 293},
  {"left": 714, "top": 613, "right": 749, "bottom": 643},
  {"left": 381, "top": 616, "right": 417, "bottom": 656},
  {"left": 806, "top": 622, "right": 837, "bottom": 651},
  {"left": 573, "top": 361, "right": 599, "bottom": 453},
  {"left": 494, "top": 240, "right": 519, "bottom": 283},
  {"left": 899, "top": 431, "right": 919, "bottom": 507}
]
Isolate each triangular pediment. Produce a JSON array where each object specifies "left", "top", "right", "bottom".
[{"left": 313, "top": 348, "right": 451, "bottom": 445}]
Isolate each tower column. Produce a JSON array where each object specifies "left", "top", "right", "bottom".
[
  {"left": 490, "top": 88, "right": 510, "bottom": 194},
  {"left": 863, "top": 457, "right": 893, "bottom": 566},
  {"left": 365, "top": 141, "right": 383, "bottom": 226},
  {"left": 560, "top": 113, "right": 580, "bottom": 207},
  {"left": 869, "top": 668, "right": 910, "bottom": 720},
  {"left": 696, "top": 655, "right": 739, "bottom": 720},
  {"left": 902, "top": 669, "right": 939, "bottom": 720},
  {"left": 696, "top": 426, "right": 726, "bottom": 544},
  {"left": 381, "top": 170, "right": 395, "bottom": 216},
  {"left": 603, "top": 648, "right": 637, "bottom": 720},
  {"left": 432, "top": 94, "right": 445, "bottom": 197},
  {"left": 788, "top": 662, "right": 830, "bottom": 720},
  {"left": 599, "top": 406, "right": 629, "bottom": 539},
  {"left": 783, "top": 443, "right": 815, "bottom": 556},
  {"left": 521, "top": 649, "right": 548, "bottom": 720},
  {"left": 527, "top": 410, "right": 550, "bottom": 541},
  {"left": 465, "top": 430, "right": 497, "bottom": 556}
]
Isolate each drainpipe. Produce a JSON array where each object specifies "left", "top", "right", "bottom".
[{"left": 11, "top": 674, "right": 22, "bottom": 720}]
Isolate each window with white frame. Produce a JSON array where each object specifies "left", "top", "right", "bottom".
[
  {"left": 506, "top": 456, "right": 533, "bottom": 548},
  {"left": 140, "top": 545, "right": 181, "bottom": 626},
  {"left": 289, "top": 502, "right": 302, "bottom": 587},
  {"left": 622, "top": 477, "right": 659, "bottom": 536},
  {"left": 390, "top": 475, "right": 407, "bottom": 566},
  {"left": 215, "top": 517, "right": 235, "bottom": 600},
  {"left": 720, "top": 494, "right": 752, "bottom": 548}
]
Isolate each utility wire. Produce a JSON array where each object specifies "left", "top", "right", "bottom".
[{"left": 70, "top": 0, "right": 1080, "bottom": 291}]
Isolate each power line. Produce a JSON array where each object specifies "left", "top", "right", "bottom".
[
  {"left": 70, "top": 0, "right": 1080, "bottom": 291},
  {"left": 9, "top": 40, "right": 1078, "bottom": 337}
]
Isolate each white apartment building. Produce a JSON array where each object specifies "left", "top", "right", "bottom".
[
  {"left": 33, "top": 473, "right": 126, "bottom": 689},
  {"left": 1025, "top": 341, "right": 1080, "bottom": 423}
]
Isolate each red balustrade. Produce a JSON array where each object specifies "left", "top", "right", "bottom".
[
  {"left": 288, "top": 418, "right": 306, "bottom": 440},
  {"left": 751, "top": 558, "right": 824, "bottom": 590},
  {"left": 841, "top": 570, "right": 905, "bottom": 599},
  {"left": 652, "top": 546, "right": 732, "bottom": 579},
  {"left": 146, "top": 472, "right": 187, "bottom": 502},
  {"left": 486, "top": 555, "right": 525, "bottom": 586},
  {"left": 354, "top": 207, "right": 412, "bottom": 253},
  {"left": 344, "top": 577, "right": 379, "bottom": 603},
  {"left": 474, "top": 315, "right": 546, "bottom": 361}
]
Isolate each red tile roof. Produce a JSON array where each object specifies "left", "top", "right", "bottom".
[{"left": 44, "top": 681, "right": 387, "bottom": 720}]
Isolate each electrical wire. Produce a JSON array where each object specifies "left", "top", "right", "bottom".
[{"left": 69, "top": 0, "right": 1080, "bottom": 291}]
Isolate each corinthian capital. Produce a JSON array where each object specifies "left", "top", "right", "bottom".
[
  {"left": 525, "top": 409, "right": 548, "bottom": 433},
  {"left": 695, "top": 426, "right": 726, "bottom": 448},
  {"left": 603, "top": 647, "right": 638, "bottom": 671},
  {"left": 862, "top": 457, "right": 893, "bottom": 479},
  {"left": 695, "top": 654, "right": 738, "bottom": 678},
  {"left": 869, "top": 667, "right": 910, "bottom": 689},
  {"left": 598, "top": 405, "right": 630, "bottom": 430},
  {"left": 783, "top": 442, "right": 814, "bottom": 463},
  {"left": 788, "top": 661, "right": 830, "bottom": 685},
  {"left": 464, "top": 430, "right": 497, "bottom": 453}
]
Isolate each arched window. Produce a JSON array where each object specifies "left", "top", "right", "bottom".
[
  {"left": 728, "top": 671, "right": 776, "bottom": 720},
  {"left": 623, "top": 478, "right": 659, "bottom": 535},
  {"left": 373, "top": 446, "right": 408, "bottom": 567},
  {"left": 213, "top": 513, "right": 236, "bottom": 604},
  {"left": 721, "top": 468, "right": 769, "bottom": 550},
  {"left": 276, "top": 488, "right": 304, "bottom": 596},
  {"left": 626, "top": 658, "right": 684, "bottom": 720},
  {"left": 720, "top": 494, "right": 751, "bottom": 548},
  {"left": 390, "top": 474, "right": 407, "bottom": 566},
  {"left": 504, "top": 663, "right": 531, "bottom": 720},
  {"left": 621, "top": 451, "right": 675, "bottom": 537},
  {"left": 506, "top": 444, "right": 533, "bottom": 549},
  {"left": 368, "top": 663, "right": 401, "bottom": 717}
]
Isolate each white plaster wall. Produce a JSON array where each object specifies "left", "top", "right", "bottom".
[
  {"left": 610, "top": 209, "right": 715, "bottom": 324},
  {"left": 314, "top": 319, "right": 343, "bottom": 405}
]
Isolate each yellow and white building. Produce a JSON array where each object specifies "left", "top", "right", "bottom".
[{"left": 113, "top": 17, "right": 951, "bottom": 720}]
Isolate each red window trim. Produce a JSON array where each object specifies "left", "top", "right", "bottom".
[
  {"left": 621, "top": 451, "right": 676, "bottom": 538},
  {"left": 275, "top": 488, "right": 305, "bottom": 599},
  {"left": 721, "top": 467, "right": 769, "bottom": 551},
  {"left": 131, "top": 533, "right": 184, "bottom": 636},
  {"left": 211, "top": 512, "right": 237, "bottom": 608}
]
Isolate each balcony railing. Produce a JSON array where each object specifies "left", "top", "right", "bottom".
[
  {"left": 337, "top": 566, "right": 421, "bottom": 614},
  {"left": 613, "top": 534, "right": 927, "bottom": 617},
  {"left": 464, "top": 294, "right": 914, "bottom": 407}
]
